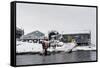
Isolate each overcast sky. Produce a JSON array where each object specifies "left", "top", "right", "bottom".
[{"left": 16, "top": 3, "right": 96, "bottom": 45}]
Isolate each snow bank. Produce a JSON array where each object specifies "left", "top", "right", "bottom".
[
  {"left": 72, "top": 46, "right": 96, "bottom": 51},
  {"left": 16, "top": 41, "right": 76, "bottom": 53},
  {"left": 16, "top": 41, "right": 43, "bottom": 53},
  {"left": 16, "top": 41, "right": 96, "bottom": 53}
]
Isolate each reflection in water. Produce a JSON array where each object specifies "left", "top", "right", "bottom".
[
  {"left": 75, "top": 51, "right": 91, "bottom": 61},
  {"left": 16, "top": 50, "right": 96, "bottom": 65}
]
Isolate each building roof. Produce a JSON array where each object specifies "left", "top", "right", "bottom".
[
  {"left": 20, "top": 30, "right": 45, "bottom": 39},
  {"left": 62, "top": 30, "right": 91, "bottom": 35},
  {"left": 16, "top": 27, "right": 23, "bottom": 31}
]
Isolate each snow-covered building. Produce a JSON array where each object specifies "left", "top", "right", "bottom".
[
  {"left": 20, "top": 30, "right": 45, "bottom": 43},
  {"left": 62, "top": 30, "right": 91, "bottom": 45}
]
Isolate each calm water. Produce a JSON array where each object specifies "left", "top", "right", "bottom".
[{"left": 16, "top": 50, "right": 96, "bottom": 65}]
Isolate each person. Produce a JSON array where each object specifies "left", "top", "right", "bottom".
[{"left": 42, "top": 39, "right": 49, "bottom": 55}]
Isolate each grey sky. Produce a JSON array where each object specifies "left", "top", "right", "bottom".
[{"left": 16, "top": 3, "right": 96, "bottom": 45}]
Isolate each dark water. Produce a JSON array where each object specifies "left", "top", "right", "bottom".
[{"left": 16, "top": 50, "right": 96, "bottom": 65}]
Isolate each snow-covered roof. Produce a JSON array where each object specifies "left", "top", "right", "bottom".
[
  {"left": 20, "top": 30, "right": 45, "bottom": 39},
  {"left": 62, "top": 30, "right": 90, "bottom": 35}
]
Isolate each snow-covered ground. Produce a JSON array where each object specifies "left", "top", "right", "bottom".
[
  {"left": 16, "top": 41, "right": 43, "bottom": 53},
  {"left": 16, "top": 41, "right": 96, "bottom": 53},
  {"left": 72, "top": 45, "right": 96, "bottom": 51}
]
